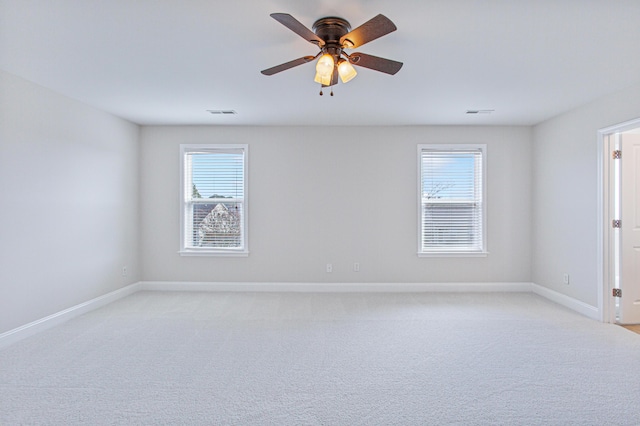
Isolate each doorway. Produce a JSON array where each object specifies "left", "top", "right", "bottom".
[{"left": 599, "top": 118, "right": 640, "bottom": 324}]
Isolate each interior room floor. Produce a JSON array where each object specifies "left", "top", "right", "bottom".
[
  {"left": 621, "top": 324, "right": 640, "bottom": 334},
  {"left": 1, "top": 291, "right": 639, "bottom": 425}
]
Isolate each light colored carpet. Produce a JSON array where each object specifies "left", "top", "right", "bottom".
[{"left": 1, "top": 291, "right": 640, "bottom": 425}]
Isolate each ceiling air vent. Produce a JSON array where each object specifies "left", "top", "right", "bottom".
[
  {"left": 207, "top": 110, "right": 237, "bottom": 115},
  {"left": 466, "top": 109, "right": 494, "bottom": 115}
]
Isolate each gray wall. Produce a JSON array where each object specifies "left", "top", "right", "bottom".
[
  {"left": 11, "top": 67, "right": 640, "bottom": 333},
  {"left": 0, "top": 70, "right": 140, "bottom": 334},
  {"left": 140, "top": 125, "right": 532, "bottom": 284},
  {"left": 532, "top": 82, "right": 640, "bottom": 307}
]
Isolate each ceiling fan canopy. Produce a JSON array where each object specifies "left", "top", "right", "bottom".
[{"left": 261, "top": 13, "right": 403, "bottom": 89}]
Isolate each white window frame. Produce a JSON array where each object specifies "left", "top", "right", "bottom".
[
  {"left": 417, "top": 144, "right": 487, "bottom": 257},
  {"left": 179, "top": 144, "right": 249, "bottom": 256}
]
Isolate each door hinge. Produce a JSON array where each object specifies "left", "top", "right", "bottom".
[
  {"left": 612, "top": 219, "right": 622, "bottom": 228},
  {"left": 613, "top": 150, "right": 622, "bottom": 159},
  {"left": 613, "top": 288, "right": 622, "bottom": 298}
]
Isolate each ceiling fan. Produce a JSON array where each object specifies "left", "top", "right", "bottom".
[{"left": 261, "top": 13, "right": 403, "bottom": 94}]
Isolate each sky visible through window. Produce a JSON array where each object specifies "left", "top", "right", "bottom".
[
  {"left": 190, "top": 152, "right": 244, "bottom": 199},
  {"left": 421, "top": 152, "right": 478, "bottom": 200}
]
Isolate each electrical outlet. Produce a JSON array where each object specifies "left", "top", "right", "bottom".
[
  {"left": 326, "top": 263, "right": 333, "bottom": 273},
  {"left": 354, "top": 262, "right": 360, "bottom": 272},
  {"left": 122, "top": 266, "right": 128, "bottom": 277},
  {"left": 563, "top": 273, "right": 569, "bottom": 284}
]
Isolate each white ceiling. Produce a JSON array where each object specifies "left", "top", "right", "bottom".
[{"left": 2, "top": 0, "right": 640, "bottom": 126}]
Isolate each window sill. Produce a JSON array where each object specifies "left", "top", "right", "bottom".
[
  {"left": 179, "top": 250, "right": 249, "bottom": 257},
  {"left": 417, "top": 251, "right": 489, "bottom": 258}
]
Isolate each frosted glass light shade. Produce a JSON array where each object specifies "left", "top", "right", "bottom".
[
  {"left": 338, "top": 60, "right": 357, "bottom": 83},
  {"left": 314, "top": 72, "right": 332, "bottom": 86},
  {"left": 315, "top": 54, "right": 334, "bottom": 78}
]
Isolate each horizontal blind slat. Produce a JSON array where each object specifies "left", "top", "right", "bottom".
[
  {"left": 184, "top": 148, "right": 246, "bottom": 250},
  {"left": 420, "top": 147, "right": 483, "bottom": 252}
]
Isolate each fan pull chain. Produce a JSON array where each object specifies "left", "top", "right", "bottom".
[{"left": 318, "top": 86, "right": 335, "bottom": 96}]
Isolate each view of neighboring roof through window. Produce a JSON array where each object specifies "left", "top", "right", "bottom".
[{"left": 180, "top": 145, "right": 248, "bottom": 256}]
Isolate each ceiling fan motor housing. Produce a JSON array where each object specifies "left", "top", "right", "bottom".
[{"left": 312, "top": 17, "right": 352, "bottom": 57}]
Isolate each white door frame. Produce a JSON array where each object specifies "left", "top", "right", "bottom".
[{"left": 597, "top": 117, "right": 640, "bottom": 323}]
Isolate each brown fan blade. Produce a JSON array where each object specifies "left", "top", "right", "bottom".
[
  {"left": 261, "top": 56, "right": 316, "bottom": 76},
  {"left": 270, "top": 13, "right": 325, "bottom": 46},
  {"left": 349, "top": 52, "right": 403, "bottom": 75},
  {"left": 340, "top": 14, "right": 397, "bottom": 49}
]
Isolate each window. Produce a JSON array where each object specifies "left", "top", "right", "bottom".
[
  {"left": 418, "top": 144, "right": 486, "bottom": 256},
  {"left": 180, "top": 144, "right": 248, "bottom": 256}
]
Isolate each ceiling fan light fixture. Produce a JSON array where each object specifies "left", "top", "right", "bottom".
[
  {"left": 262, "top": 13, "right": 403, "bottom": 91},
  {"left": 337, "top": 59, "right": 357, "bottom": 83},
  {"left": 314, "top": 71, "right": 332, "bottom": 86},
  {"left": 315, "top": 53, "right": 335, "bottom": 78}
]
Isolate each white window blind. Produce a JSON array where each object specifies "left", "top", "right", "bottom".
[
  {"left": 180, "top": 145, "right": 248, "bottom": 255},
  {"left": 419, "top": 145, "right": 486, "bottom": 254}
]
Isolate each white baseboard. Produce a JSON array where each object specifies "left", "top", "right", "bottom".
[
  {"left": 1, "top": 281, "right": 600, "bottom": 350},
  {"left": 531, "top": 282, "right": 600, "bottom": 320},
  {"left": 0, "top": 283, "right": 141, "bottom": 350},
  {"left": 139, "top": 281, "right": 533, "bottom": 293},
  {"left": 143, "top": 281, "right": 600, "bottom": 320}
]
